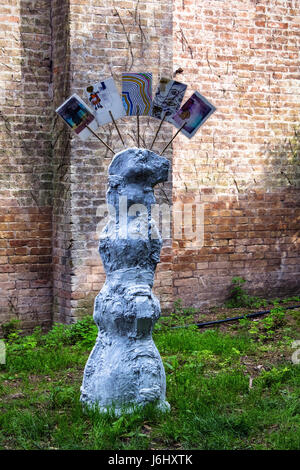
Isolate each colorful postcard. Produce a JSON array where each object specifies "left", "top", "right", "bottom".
[
  {"left": 85, "top": 77, "right": 126, "bottom": 125},
  {"left": 122, "top": 72, "right": 152, "bottom": 116},
  {"left": 169, "top": 91, "right": 216, "bottom": 138},
  {"left": 151, "top": 77, "right": 187, "bottom": 121},
  {"left": 56, "top": 94, "right": 98, "bottom": 141}
]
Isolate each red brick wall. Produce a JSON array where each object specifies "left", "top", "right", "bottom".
[
  {"left": 172, "top": 0, "right": 300, "bottom": 307},
  {"left": 0, "top": 0, "right": 53, "bottom": 331},
  {"left": 0, "top": 0, "right": 299, "bottom": 330}
]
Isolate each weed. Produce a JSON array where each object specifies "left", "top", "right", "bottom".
[
  {"left": 225, "top": 277, "right": 267, "bottom": 308},
  {"left": 40, "top": 316, "right": 97, "bottom": 349},
  {"left": 156, "top": 299, "right": 196, "bottom": 330},
  {"left": 240, "top": 307, "right": 287, "bottom": 342},
  {"left": 1, "top": 318, "right": 21, "bottom": 342},
  {"left": 281, "top": 296, "right": 300, "bottom": 304}
]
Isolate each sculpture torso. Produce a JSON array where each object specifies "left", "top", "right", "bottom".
[{"left": 99, "top": 217, "right": 162, "bottom": 274}]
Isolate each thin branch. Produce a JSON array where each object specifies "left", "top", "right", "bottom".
[{"left": 114, "top": 8, "right": 134, "bottom": 71}]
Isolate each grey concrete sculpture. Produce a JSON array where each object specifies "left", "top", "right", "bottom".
[{"left": 80, "top": 147, "right": 170, "bottom": 415}]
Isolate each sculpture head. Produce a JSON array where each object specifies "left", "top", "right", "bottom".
[{"left": 107, "top": 148, "right": 169, "bottom": 210}]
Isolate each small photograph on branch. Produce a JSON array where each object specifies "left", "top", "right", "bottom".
[
  {"left": 169, "top": 91, "right": 216, "bottom": 139},
  {"left": 152, "top": 77, "right": 187, "bottom": 121},
  {"left": 85, "top": 77, "right": 126, "bottom": 126},
  {"left": 122, "top": 72, "right": 152, "bottom": 116},
  {"left": 56, "top": 94, "right": 98, "bottom": 141}
]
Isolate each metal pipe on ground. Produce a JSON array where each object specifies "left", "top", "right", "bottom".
[{"left": 171, "top": 304, "right": 300, "bottom": 330}]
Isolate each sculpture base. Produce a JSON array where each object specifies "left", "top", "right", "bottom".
[
  {"left": 81, "top": 397, "right": 170, "bottom": 417},
  {"left": 80, "top": 333, "right": 170, "bottom": 415}
]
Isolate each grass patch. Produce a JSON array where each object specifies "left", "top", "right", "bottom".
[{"left": 0, "top": 302, "right": 299, "bottom": 450}]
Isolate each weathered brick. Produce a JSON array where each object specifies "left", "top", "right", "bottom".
[{"left": 1, "top": 0, "right": 300, "bottom": 328}]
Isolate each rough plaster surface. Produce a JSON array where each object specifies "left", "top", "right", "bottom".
[{"left": 80, "top": 148, "right": 170, "bottom": 414}]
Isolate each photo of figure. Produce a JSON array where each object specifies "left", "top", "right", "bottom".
[
  {"left": 169, "top": 91, "right": 216, "bottom": 138},
  {"left": 85, "top": 77, "right": 126, "bottom": 126},
  {"left": 151, "top": 77, "right": 187, "bottom": 121},
  {"left": 56, "top": 94, "right": 98, "bottom": 141},
  {"left": 86, "top": 86, "right": 103, "bottom": 110}
]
